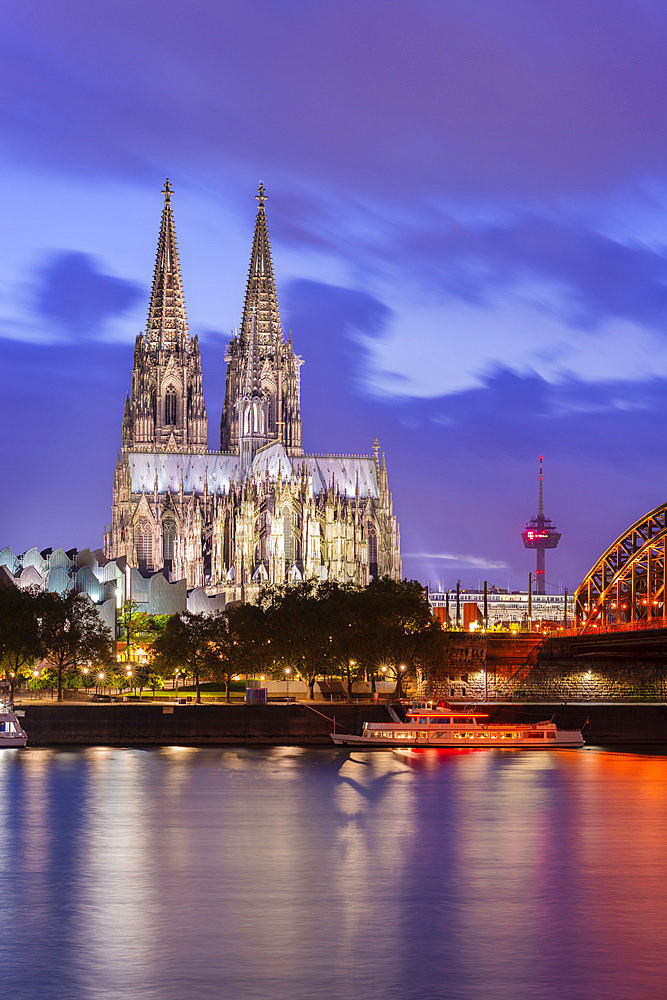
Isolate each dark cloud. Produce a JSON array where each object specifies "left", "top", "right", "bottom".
[
  {"left": 33, "top": 251, "right": 144, "bottom": 339},
  {"left": 4, "top": 1, "right": 667, "bottom": 199},
  {"left": 278, "top": 279, "right": 393, "bottom": 455},
  {"left": 393, "top": 211, "right": 667, "bottom": 331},
  {"left": 3, "top": 321, "right": 666, "bottom": 592},
  {"left": 0, "top": 338, "right": 130, "bottom": 552},
  {"left": 5, "top": 0, "right": 667, "bottom": 592}
]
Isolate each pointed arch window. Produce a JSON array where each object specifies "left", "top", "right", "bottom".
[
  {"left": 135, "top": 518, "right": 153, "bottom": 569},
  {"left": 283, "top": 505, "right": 292, "bottom": 565},
  {"left": 223, "top": 513, "right": 233, "bottom": 570},
  {"left": 165, "top": 386, "right": 177, "bottom": 425},
  {"left": 367, "top": 522, "right": 378, "bottom": 580},
  {"left": 163, "top": 515, "right": 176, "bottom": 570}
]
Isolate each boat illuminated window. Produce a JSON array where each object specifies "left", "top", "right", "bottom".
[
  {"left": 528, "top": 732, "right": 544, "bottom": 738},
  {"left": 546, "top": 731, "right": 556, "bottom": 739}
]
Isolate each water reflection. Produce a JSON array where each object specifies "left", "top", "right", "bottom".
[{"left": 2, "top": 746, "right": 667, "bottom": 999}]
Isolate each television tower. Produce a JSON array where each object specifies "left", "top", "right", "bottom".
[{"left": 522, "top": 456, "right": 561, "bottom": 595}]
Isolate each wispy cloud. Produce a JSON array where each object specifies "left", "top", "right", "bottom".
[
  {"left": 403, "top": 552, "right": 509, "bottom": 570},
  {"left": 32, "top": 251, "right": 144, "bottom": 341}
]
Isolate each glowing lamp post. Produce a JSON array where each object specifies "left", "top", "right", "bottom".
[{"left": 285, "top": 667, "right": 291, "bottom": 701}]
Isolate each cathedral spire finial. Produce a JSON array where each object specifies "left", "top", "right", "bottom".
[
  {"left": 145, "top": 180, "right": 189, "bottom": 352},
  {"left": 240, "top": 185, "right": 280, "bottom": 350}
]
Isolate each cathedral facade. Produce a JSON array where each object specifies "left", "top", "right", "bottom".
[{"left": 104, "top": 181, "right": 401, "bottom": 601}]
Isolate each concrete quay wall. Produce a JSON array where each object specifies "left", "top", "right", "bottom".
[
  {"left": 18, "top": 702, "right": 390, "bottom": 747},
  {"left": 16, "top": 700, "right": 667, "bottom": 746},
  {"left": 480, "top": 702, "right": 667, "bottom": 746}
]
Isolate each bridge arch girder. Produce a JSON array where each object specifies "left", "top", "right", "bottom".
[{"left": 575, "top": 500, "right": 667, "bottom": 628}]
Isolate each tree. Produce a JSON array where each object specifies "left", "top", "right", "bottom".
[
  {"left": 261, "top": 581, "right": 337, "bottom": 699},
  {"left": 0, "top": 583, "right": 42, "bottom": 700},
  {"left": 118, "top": 602, "right": 169, "bottom": 692},
  {"left": 312, "top": 582, "right": 362, "bottom": 700},
  {"left": 207, "top": 603, "right": 267, "bottom": 702},
  {"left": 151, "top": 611, "right": 214, "bottom": 703},
  {"left": 354, "top": 578, "right": 437, "bottom": 696},
  {"left": 38, "top": 591, "right": 114, "bottom": 702}
]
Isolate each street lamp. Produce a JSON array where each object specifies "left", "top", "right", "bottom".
[{"left": 285, "top": 666, "right": 291, "bottom": 700}]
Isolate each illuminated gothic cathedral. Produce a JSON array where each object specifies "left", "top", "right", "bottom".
[{"left": 104, "top": 181, "right": 401, "bottom": 601}]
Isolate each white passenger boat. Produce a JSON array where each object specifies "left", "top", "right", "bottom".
[
  {"left": 0, "top": 702, "right": 28, "bottom": 747},
  {"left": 331, "top": 701, "right": 584, "bottom": 749}
]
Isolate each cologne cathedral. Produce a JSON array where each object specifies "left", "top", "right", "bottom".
[{"left": 104, "top": 181, "right": 401, "bottom": 601}]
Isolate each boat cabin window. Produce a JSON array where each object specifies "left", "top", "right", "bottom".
[{"left": 546, "top": 731, "right": 556, "bottom": 739}]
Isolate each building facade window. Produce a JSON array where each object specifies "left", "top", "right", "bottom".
[
  {"left": 135, "top": 518, "right": 153, "bottom": 569},
  {"left": 368, "top": 522, "right": 378, "bottom": 579},
  {"left": 163, "top": 516, "right": 176, "bottom": 569},
  {"left": 165, "top": 386, "right": 177, "bottom": 425},
  {"left": 283, "top": 506, "right": 291, "bottom": 564}
]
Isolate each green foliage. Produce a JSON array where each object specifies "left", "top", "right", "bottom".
[
  {"left": 38, "top": 590, "right": 115, "bottom": 701},
  {"left": 118, "top": 601, "right": 169, "bottom": 661},
  {"left": 0, "top": 582, "right": 43, "bottom": 696},
  {"left": 28, "top": 667, "right": 58, "bottom": 691},
  {"left": 151, "top": 611, "right": 217, "bottom": 703},
  {"left": 137, "top": 577, "right": 443, "bottom": 702}
]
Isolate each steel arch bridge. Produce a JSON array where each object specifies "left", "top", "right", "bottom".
[{"left": 575, "top": 501, "right": 667, "bottom": 628}]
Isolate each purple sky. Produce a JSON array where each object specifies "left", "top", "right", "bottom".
[{"left": 3, "top": 0, "right": 667, "bottom": 593}]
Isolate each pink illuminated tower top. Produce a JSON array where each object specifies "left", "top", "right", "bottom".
[{"left": 521, "top": 456, "right": 561, "bottom": 595}]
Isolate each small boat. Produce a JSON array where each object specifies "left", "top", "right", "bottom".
[
  {"left": 331, "top": 700, "right": 584, "bottom": 749},
  {"left": 0, "top": 702, "right": 28, "bottom": 748}
]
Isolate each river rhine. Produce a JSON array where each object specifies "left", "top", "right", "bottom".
[{"left": 1, "top": 745, "right": 664, "bottom": 1000}]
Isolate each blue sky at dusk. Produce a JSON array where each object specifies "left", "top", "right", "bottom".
[{"left": 3, "top": 0, "right": 667, "bottom": 592}]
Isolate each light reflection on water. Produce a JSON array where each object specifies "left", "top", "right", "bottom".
[{"left": 1, "top": 746, "right": 666, "bottom": 1000}]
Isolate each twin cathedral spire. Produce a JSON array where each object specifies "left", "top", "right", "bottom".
[
  {"left": 122, "top": 180, "right": 301, "bottom": 460},
  {"left": 107, "top": 180, "right": 402, "bottom": 591}
]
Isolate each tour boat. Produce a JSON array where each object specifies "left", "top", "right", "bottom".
[
  {"left": 330, "top": 701, "right": 584, "bottom": 749},
  {"left": 0, "top": 702, "right": 28, "bottom": 748}
]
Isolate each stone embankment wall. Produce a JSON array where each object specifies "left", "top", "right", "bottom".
[
  {"left": 426, "top": 633, "right": 544, "bottom": 701},
  {"left": 19, "top": 702, "right": 390, "bottom": 746},
  {"left": 426, "top": 632, "right": 667, "bottom": 702}
]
